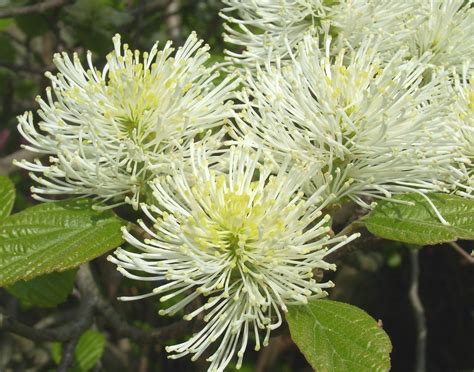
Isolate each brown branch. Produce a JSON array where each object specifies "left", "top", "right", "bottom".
[
  {"left": 0, "top": 313, "right": 69, "bottom": 342},
  {"left": 57, "top": 271, "right": 95, "bottom": 371},
  {"left": 1, "top": 264, "right": 189, "bottom": 344},
  {"left": 0, "top": 0, "right": 73, "bottom": 19},
  {"left": 0, "top": 266, "right": 95, "bottom": 343},
  {"left": 58, "top": 335, "right": 81, "bottom": 372},
  {"left": 0, "top": 305, "right": 93, "bottom": 342},
  {"left": 325, "top": 229, "right": 377, "bottom": 264},
  {"left": 449, "top": 242, "right": 474, "bottom": 264},
  {"left": 77, "top": 264, "right": 189, "bottom": 343}
]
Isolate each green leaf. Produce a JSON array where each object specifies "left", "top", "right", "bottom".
[
  {"left": 75, "top": 330, "right": 106, "bottom": 371},
  {"left": 364, "top": 193, "right": 474, "bottom": 245},
  {"left": 286, "top": 299, "right": 392, "bottom": 372},
  {"left": 51, "top": 330, "right": 106, "bottom": 372},
  {"left": 51, "top": 342, "right": 61, "bottom": 365},
  {"left": 6, "top": 269, "right": 76, "bottom": 308},
  {"left": 0, "top": 176, "right": 15, "bottom": 219},
  {"left": 0, "top": 199, "right": 125, "bottom": 286}
]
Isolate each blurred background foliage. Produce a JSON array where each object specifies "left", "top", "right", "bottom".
[{"left": 0, "top": 1, "right": 473, "bottom": 372}]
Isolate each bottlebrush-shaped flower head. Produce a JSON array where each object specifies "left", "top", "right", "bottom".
[
  {"left": 451, "top": 64, "right": 474, "bottom": 198},
  {"left": 220, "top": 0, "right": 416, "bottom": 70},
  {"left": 108, "top": 144, "right": 359, "bottom": 371},
  {"left": 408, "top": 0, "right": 474, "bottom": 73},
  {"left": 235, "top": 35, "right": 459, "bottom": 214},
  {"left": 15, "top": 32, "right": 238, "bottom": 209}
]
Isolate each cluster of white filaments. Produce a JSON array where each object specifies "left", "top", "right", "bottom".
[
  {"left": 235, "top": 36, "right": 462, "bottom": 214},
  {"left": 15, "top": 32, "right": 238, "bottom": 208},
  {"left": 108, "top": 145, "right": 359, "bottom": 371},
  {"left": 408, "top": 0, "right": 474, "bottom": 72},
  {"left": 220, "top": 0, "right": 417, "bottom": 69},
  {"left": 221, "top": 0, "right": 474, "bottom": 72},
  {"left": 451, "top": 64, "right": 474, "bottom": 198}
]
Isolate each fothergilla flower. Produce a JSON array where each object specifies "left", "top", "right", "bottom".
[
  {"left": 109, "top": 144, "right": 359, "bottom": 371},
  {"left": 220, "top": 0, "right": 416, "bottom": 70},
  {"left": 15, "top": 32, "right": 238, "bottom": 209},
  {"left": 235, "top": 35, "right": 459, "bottom": 220}
]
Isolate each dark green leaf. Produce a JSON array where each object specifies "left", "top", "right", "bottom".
[
  {"left": 7, "top": 269, "right": 76, "bottom": 308},
  {"left": 0, "top": 175, "right": 15, "bottom": 219},
  {"left": 0, "top": 199, "right": 125, "bottom": 286},
  {"left": 364, "top": 193, "right": 474, "bottom": 245},
  {"left": 286, "top": 299, "right": 392, "bottom": 372}
]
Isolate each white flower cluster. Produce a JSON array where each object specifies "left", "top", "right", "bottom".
[
  {"left": 16, "top": 32, "right": 238, "bottom": 209},
  {"left": 409, "top": 0, "right": 474, "bottom": 72},
  {"left": 451, "top": 64, "right": 474, "bottom": 198},
  {"left": 234, "top": 36, "right": 461, "bottom": 213},
  {"left": 221, "top": 0, "right": 473, "bottom": 72},
  {"left": 15, "top": 1, "right": 473, "bottom": 370},
  {"left": 221, "top": 0, "right": 417, "bottom": 69},
  {"left": 109, "top": 144, "right": 358, "bottom": 370}
]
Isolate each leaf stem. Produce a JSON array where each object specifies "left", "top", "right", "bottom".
[
  {"left": 409, "top": 249, "right": 427, "bottom": 372},
  {"left": 449, "top": 242, "right": 474, "bottom": 264}
]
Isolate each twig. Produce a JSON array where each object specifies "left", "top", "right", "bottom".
[
  {"left": 34, "top": 309, "right": 79, "bottom": 329},
  {"left": 57, "top": 269, "right": 96, "bottom": 371},
  {"left": 0, "top": 0, "right": 73, "bottom": 19},
  {"left": 338, "top": 218, "right": 364, "bottom": 236},
  {"left": 449, "top": 242, "right": 474, "bottom": 264},
  {"left": 1, "top": 265, "right": 189, "bottom": 345},
  {"left": 58, "top": 335, "right": 81, "bottom": 372},
  {"left": 78, "top": 264, "right": 188, "bottom": 343},
  {"left": 323, "top": 218, "right": 367, "bottom": 263},
  {"left": 325, "top": 231, "right": 379, "bottom": 263},
  {"left": 0, "top": 311, "right": 90, "bottom": 342},
  {"left": 0, "top": 148, "right": 39, "bottom": 176},
  {"left": 0, "top": 267, "right": 96, "bottom": 344},
  {"left": 0, "top": 313, "right": 64, "bottom": 341},
  {"left": 409, "top": 249, "right": 427, "bottom": 372}
]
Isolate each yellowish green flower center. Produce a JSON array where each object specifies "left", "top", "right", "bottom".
[{"left": 184, "top": 176, "right": 288, "bottom": 262}]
